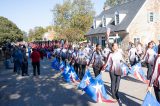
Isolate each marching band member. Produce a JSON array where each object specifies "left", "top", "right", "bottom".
[
  {"left": 128, "top": 43, "right": 139, "bottom": 66},
  {"left": 77, "top": 45, "right": 88, "bottom": 80},
  {"left": 66, "top": 44, "right": 74, "bottom": 65},
  {"left": 60, "top": 44, "right": 68, "bottom": 65},
  {"left": 102, "top": 44, "right": 111, "bottom": 62},
  {"left": 105, "top": 42, "right": 125, "bottom": 101},
  {"left": 148, "top": 46, "right": 160, "bottom": 103},
  {"left": 72, "top": 47, "right": 79, "bottom": 76},
  {"left": 54, "top": 44, "right": 61, "bottom": 62},
  {"left": 83, "top": 44, "right": 92, "bottom": 58},
  {"left": 142, "top": 42, "right": 157, "bottom": 80},
  {"left": 136, "top": 42, "right": 143, "bottom": 57},
  {"left": 83, "top": 44, "right": 93, "bottom": 65},
  {"left": 88, "top": 43, "right": 104, "bottom": 77}
]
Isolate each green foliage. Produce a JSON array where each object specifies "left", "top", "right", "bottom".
[
  {"left": 28, "top": 27, "right": 46, "bottom": 42},
  {"left": 0, "top": 16, "right": 23, "bottom": 45},
  {"left": 104, "top": 0, "right": 129, "bottom": 7},
  {"left": 22, "top": 31, "right": 28, "bottom": 42},
  {"left": 53, "top": 0, "right": 95, "bottom": 42}
]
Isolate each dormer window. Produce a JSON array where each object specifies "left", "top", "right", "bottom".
[
  {"left": 115, "top": 11, "right": 119, "bottom": 25},
  {"left": 102, "top": 15, "right": 106, "bottom": 27}
]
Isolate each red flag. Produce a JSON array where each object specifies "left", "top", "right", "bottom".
[
  {"left": 106, "top": 28, "right": 111, "bottom": 44},
  {"left": 106, "top": 28, "right": 111, "bottom": 37}
]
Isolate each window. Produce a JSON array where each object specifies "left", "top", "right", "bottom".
[
  {"left": 149, "top": 12, "right": 154, "bottom": 22},
  {"left": 92, "top": 37, "right": 98, "bottom": 44},
  {"left": 134, "top": 37, "right": 141, "bottom": 44},
  {"left": 116, "top": 37, "right": 122, "bottom": 45},
  {"left": 101, "top": 37, "right": 106, "bottom": 47}
]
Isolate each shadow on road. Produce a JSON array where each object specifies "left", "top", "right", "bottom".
[
  {"left": 0, "top": 59, "right": 91, "bottom": 106},
  {"left": 121, "top": 76, "right": 145, "bottom": 84},
  {"left": 118, "top": 92, "right": 142, "bottom": 106},
  {"left": 104, "top": 81, "right": 142, "bottom": 106}
]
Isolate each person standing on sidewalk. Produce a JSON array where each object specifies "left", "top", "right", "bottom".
[
  {"left": 21, "top": 46, "right": 28, "bottom": 76},
  {"left": 31, "top": 48, "right": 41, "bottom": 76},
  {"left": 12, "top": 46, "right": 23, "bottom": 74}
]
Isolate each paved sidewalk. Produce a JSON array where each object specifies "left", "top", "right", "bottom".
[{"left": 0, "top": 58, "right": 154, "bottom": 106}]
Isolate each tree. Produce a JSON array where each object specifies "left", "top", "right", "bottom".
[
  {"left": 104, "top": 0, "right": 129, "bottom": 7},
  {"left": 28, "top": 27, "right": 46, "bottom": 42},
  {"left": 22, "top": 31, "right": 28, "bottom": 42},
  {"left": 53, "top": 0, "right": 72, "bottom": 30},
  {"left": 0, "top": 16, "right": 23, "bottom": 45},
  {"left": 52, "top": 0, "right": 95, "bottom": 42}
]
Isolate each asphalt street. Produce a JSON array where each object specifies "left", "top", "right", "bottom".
[{"left": 0, "top": 58, "right": 154, "bottom": 106}]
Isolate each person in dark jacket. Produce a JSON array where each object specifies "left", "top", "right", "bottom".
[
  {"left": 22, "top": 56, "right": 28, "bottom": 76},
  {"left": 31, "top": 48, "right": 41, "bottom": 76}
]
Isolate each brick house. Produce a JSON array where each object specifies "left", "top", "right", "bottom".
[
  {"left": 42, "top": 29, "right": 56, "bottom": 41},
  {"left": 85, "top": 0, "right": 160, "bottom": 49}
]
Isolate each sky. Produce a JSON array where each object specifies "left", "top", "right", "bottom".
[{"left": 0, "top": 0, "right": 106, "bottom": 33}]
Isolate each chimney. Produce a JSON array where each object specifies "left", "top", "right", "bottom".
[{"left": 103, "top": 5, "right": 110, "bottom": 11}]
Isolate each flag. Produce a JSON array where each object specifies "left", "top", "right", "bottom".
[
  {"left": 59, "top": 61, "right": 65, "bottom": 71},
  {"left": 153, "top": 45, "right": 158, "bottom": 53},
  {"left": 62, "top": 65, "right": 71, "bottom": 82},
  {"left": 142, "top": 92, "right": 160, "bottom": 106},
  {"left": 78, "top": 69, "right": 94, "bottom": 89},
  {"left": 130, "top": 63, "right": 149, "bottom": 84},
  {"left": 62, "top": 64, "right": 71, "bottom": 74},
  {"left": 47, "top": 52, "right": 52, "bottom": 59},
  {"left": 62, "top": 65, "right": 79, "bottom": 83},
  {"left": 51, "top": 58, "right": 60, "bottom": 71},
  {"left": 84, "top": 74, "right": 114, "bottom": 103},
  {"left": 121, "top": 63, "right": 130, "bottom": 77}
]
